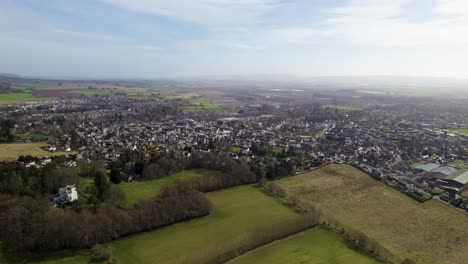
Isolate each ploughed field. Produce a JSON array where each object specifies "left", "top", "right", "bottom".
[{"left": 275, "top": 164, "right": 468, "bottom": 264}]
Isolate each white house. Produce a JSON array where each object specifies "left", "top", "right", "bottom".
[
  {"left": 54, "top": 185, "right": 78, "bottom": 204},
  {"left": 47, "top": 146, "right": 57, "bottom": 152}
]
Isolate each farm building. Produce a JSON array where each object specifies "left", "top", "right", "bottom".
[{"left": 436, "top": 169, "right": 468, "bottom": 191}]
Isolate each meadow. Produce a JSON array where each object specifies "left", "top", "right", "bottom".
[
  {"left": 325, "top": 105, "right": 363, "bottom": 111},
  {"left": 276, "top": 164, "right": 468, "bottom": 264},
  {"left": 27, "top": 185, "right": 307, "bottom": 263},
  {"left": 119, "top": 169, "right": 215, "bottom": 204},
  {"left": 0, "top": 142, "right": 73, "bottom": 161},
  {"left": 228, "top": 227, "right": 379, "bottom": 264}
]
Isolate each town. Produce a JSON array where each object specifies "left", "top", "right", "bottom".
[{"left": 2, "top": 86, "right": 467, "bottom": 214}]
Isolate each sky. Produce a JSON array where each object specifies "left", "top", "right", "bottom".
[{"left": 1, "top": 0, "right": 468, "bottom": 79}]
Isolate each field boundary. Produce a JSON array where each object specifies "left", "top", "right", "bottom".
[{"left": 260, "top": 180, "right": 391, "bottom": 263}]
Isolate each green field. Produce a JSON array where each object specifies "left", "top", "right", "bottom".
[
  {"left": 119, "top": 169, "right": 213, "bottom": 204},
  {"left": 78, "top": 89, "right": 113, "bottom": 96},
  {"left": 325, "top": 105, "right": 363, "bottom": 111},
  {"left": 27, "top": 185, "right": 306, "bottom": 263},
  {"left": 448, "top": 128, "right": 468, "bottom": 135},
  {"left": 16, "top": 133, "right": 48, "bottom": 141},
  {"left": 0, "top": 143, "right": 73, "bottom": 161},
  {"left": 231, "top": 146, "right": 241, "bottom": 152},
  {"left": 271, "top": 147, "right": 283, "bottom": 154},
  {"left": 182, "top": 98, "right": 223, "bottom": 112},
  {"left": 0, "top": 92, "right": 49, "bottom": 104},
  {"left": 228, "top": 227, "right": 379, "bottom": 264},
  {"left": 448, "top": 159, "right": 468, "bottom": 169},
  {"left": 276, "top": 164, "right": 468, "bottom": 264},
  {"left": 410, "top": 161, "right": 423, "bottom": 168}
]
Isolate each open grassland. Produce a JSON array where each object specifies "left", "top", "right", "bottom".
[
  {"left": 276, "top": 164, "right": 468, "bottom": 264},
  {"left": 119, "top": 169, "right": 216, "bottom": 204},
  {"left": 0, "top": 143, "right": 74, "bottom": 161},
  {"left": 448, "top": 128, "right": 468, "bottom": 135},
  {"left": 325, "top": 105, "right": 363, "bottom": 111},
  {"left": 228, "top": 227, "right": 379, "bottom": 264},
  {"left": 0, "top": 92, "right": 50, "bottom": 104},
  {"left": 26, "top": 185, "right": 306, "bottom": 264}
]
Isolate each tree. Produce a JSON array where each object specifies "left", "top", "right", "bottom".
[
  {"left": 87, "top": 193, "right": 101, "bottom": 213},
  {"left": 109, "top": 168, "right": 122, "bottom": 184},
  {"left": 94, "top": 171, "right": 110, "bottom": 201},
  {"left": 104, "top": 186, "right": 127, "bottom": 208}
]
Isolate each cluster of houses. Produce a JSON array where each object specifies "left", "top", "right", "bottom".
[{"left": 3, "top": 95, "right": 467, "bottom": 212}]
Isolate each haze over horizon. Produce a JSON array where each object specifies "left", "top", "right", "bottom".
[{"left": 2, "top": 0, "right": 468, "bottom": 79}]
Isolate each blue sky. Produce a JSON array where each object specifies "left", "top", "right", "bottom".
[{"left": 1, "top": 0, "right": 468, "bottom": 78}]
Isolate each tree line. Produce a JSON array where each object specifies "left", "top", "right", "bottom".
[{"left": 0, "top": 184, "right": 211, "bottom": 253}]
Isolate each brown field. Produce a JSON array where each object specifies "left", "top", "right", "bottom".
[{"left": 276, "top": 164, "right": 468, "bottom": 264}]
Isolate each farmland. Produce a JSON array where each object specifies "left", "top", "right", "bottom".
[
  {"left": 119, "top": 169, "right": 216, "bottom": 204},
  {"left": 228, "top": 227, "right": 379, "bottom": 264},
  {"left": 0, "top": 92, "right": 49, "bottom": 104},
  {"left": 25, "top": 185, "right": 307, "bottom": 263},
  {"left": 0, "top": 143, "right": 73, "bottom": 161},
  {"left": 276, "top": 164, "right": 468, "bottom": 264}
]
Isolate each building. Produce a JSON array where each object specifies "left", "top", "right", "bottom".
[
  {"left": 53, "top": 185, "right": 78, "bottom": 204},
  {"left": 437, "top": 169, "right": 468, "bottom": 191}
]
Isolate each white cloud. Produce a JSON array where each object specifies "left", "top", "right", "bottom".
[
  {"left": 267, "top": 0, "right": 468, "bottom": 47},
  {"left": 50, "top": 29, "right": 117, "bottom": 40},
  {"left": 98, "top": 0, "right": 280, "bottom": 25},
  {"left": 327, "top": 0, "right": 468, "bottom": 46},
  {"left": 223, "top": 42, "right": 261, "bottom": 50}
]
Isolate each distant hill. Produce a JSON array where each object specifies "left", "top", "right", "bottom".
[{"left": 0, "top": 73, "right": 22, "bottom": 78}]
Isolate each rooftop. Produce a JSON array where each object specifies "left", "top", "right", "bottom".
[{"left": 444, "top": 169, "right": 468, "bottom": 185}]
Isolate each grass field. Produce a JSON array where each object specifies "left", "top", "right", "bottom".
[
  {"left": 449, "top": 159, "right": 468, "bottom": 169},
  {"left": 0, "top": 92, "right": 49, "bottom": 104},
  {"left": 447, "top": 128, "right": 468, "bottom": 135},
  {"left": 182, "top": 98, "right": 223, "bottom": 112},
  {"left": 231, "top": 146, "right": 241, "bottom": 152},
  {"left": 325, "top": 105, "right": 363, "bottom": 111},
  {"left": 16, "top": 133, "right": 48, "bottom": 141},
  {"left": 410, "top": 161, "right": 423, "bottom": 168},
  {"left": 119, "top": 169, "right": 215, "bottom": 204},
  {"left": 276, "top": 164, "right": 468, "bottom": 264},
  {"left": 26, "top": 185, "right": 306, "bottom": 263},
  {"left": 0, "top": 143, "right": 73, "bottom": 161},
  {"left": 228, "top": 227, "right": 379, "bottom": 264}
]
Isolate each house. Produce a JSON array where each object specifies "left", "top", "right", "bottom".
[
  {"left": 53, "top": 185, "right": 78, "bottom": 204},
  {"left": 47, "top": 146, "right": 57, "bottom": 152}
]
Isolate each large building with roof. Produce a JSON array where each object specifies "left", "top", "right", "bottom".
[{"left": 436, "top": 169, "right": 468, "bottom": 191}]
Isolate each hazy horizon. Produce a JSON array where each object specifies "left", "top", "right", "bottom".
[{"left": 2, "top": 0, "right": 468, "bottom": 79}]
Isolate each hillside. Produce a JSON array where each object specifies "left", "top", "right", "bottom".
[{"left": 276, "top": 164, "right": 468, "bottom": 264}]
